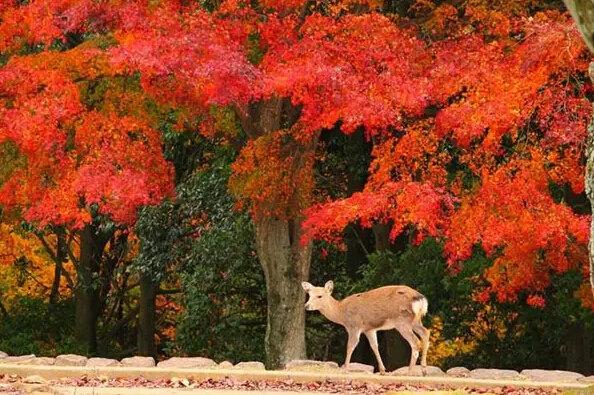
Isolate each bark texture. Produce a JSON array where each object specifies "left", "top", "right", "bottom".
[
  {"left": 256, "top": 217, "right": 312, "bottom": 368},
  {"left": 586, "top": 89, "right": 594, "bottom": 298}
]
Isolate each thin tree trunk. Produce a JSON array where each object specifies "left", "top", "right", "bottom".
[
  {"left": 75, "top": 224, "right": 107, "bottom": 355},
  {"left": 49, "top": 229, "right": 67, "bottom": 306},
  {"left": 564, "top": 0, "right": 594, "bottom": 298},
  {"left": 256, "top": 217, "right": 311, "bottom": 368},
  {"left": 587, "top": 102, "right": 594, "bottom": 298},
  {"left": 137, "top": 273, "right": 157, "bottom": 357},
  {"left": 0, "top": 295, "right": 8, "bottom": 318}
]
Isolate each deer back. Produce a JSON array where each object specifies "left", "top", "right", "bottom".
[{"left": 339, "top": 285, "right": 422, "bottom": 331}]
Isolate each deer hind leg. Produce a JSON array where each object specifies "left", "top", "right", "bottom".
[
  {"left": 364, "top": 330, "right": 386, "bottom": 374},
  {"left": 412, "top": 321, "right": 430, "bottom": 368},
  {"left": 343, "top": 328, "right": 361, "bottom": 369},
  {"left": 395, "top": 323, "right": 420, "bottom": 372}
]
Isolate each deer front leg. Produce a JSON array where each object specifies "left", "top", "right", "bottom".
[
  {"left": 343, "top": 328, "right": 361, "bottom": 369},
  {"left": 365, "top": 330, "right": 386, "bottom": 374}
]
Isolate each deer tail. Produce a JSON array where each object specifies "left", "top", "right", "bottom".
[{"left": 411, "top": 294, "right": 428, "bottom": 321}]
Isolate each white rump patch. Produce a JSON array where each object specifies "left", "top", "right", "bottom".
[{"left": 412, "top": 297, "right": 428, "bottom": 318}]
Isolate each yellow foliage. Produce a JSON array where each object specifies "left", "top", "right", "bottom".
[
  {"left": 427, "top": 316, "right": 476, "bottom": 366},
  {"left": 428, "top": 305, "right": 515, "bottom": 366},
  {"left": 0, "top": 223, "right": 72, "bottom": 303}
]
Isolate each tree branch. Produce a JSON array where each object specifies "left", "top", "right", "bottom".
[
  {"left": 157, "top": 288, "right": 181, "bottom": 295},
  {"left": 107, "top": 305, "right": 140, "bottom": 339},
  {"left": 35, "top": 234, "right": 57, "bottom": 262}
]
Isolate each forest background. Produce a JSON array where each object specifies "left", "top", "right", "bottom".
[{"left": 1, "top": 0, "right": 594, "bottom": 375}]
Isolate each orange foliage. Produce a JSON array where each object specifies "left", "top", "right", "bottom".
[{"left": 230, "top": 131, "right": 315, "bottom": 218}]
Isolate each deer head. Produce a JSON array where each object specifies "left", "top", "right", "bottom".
[{"left": 302, "top": 280, "right": 334, "bottom": 311}]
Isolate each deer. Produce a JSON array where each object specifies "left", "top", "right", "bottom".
[{"left": 301, "top": 280, "right": 430, "bottom": 374}]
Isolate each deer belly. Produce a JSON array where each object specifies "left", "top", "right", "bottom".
[{"left": 375, "top": 320, "right": 397, "bottom": 331}]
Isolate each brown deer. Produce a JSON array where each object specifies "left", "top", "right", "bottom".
[{"left": 301, "top": 280, "right": 430, "bottom": 374}]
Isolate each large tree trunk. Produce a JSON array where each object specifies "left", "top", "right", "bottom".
[
  {"left": 137, "top": 273, "right": 157, "bottom": 357},
  {"left": 236, "top": 97, "right": 314, "bottom": 368},
  {"left": 564, "top": 1, "right": 594, "bottom": 298},
  {"left": 75, "top": 224, "right": 107, "bottom": 355},
  {"left": 256, "top": 217, "right": 312, "bottom": 368}
]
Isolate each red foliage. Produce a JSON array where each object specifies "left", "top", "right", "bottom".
[
  {"left": 297, "top": 7, "right": 592, "bottom": 304},
  {"left": 0, "top": 0, "right": 112, "bottom": 53},
  {"left": 0, "top": 47, "right": 174, "bottom": 229},
  {"left": 259, "top": 13, "right": 431, "bottom": 138},
  {"left": 2, "top": 0, "right": 591, "bottom": 306},
  {"left": 444, "top": 154, "right": 588, "bottom": 303},
  {"left": 302, "top": 181, "right": 454, "bottom": 247}
]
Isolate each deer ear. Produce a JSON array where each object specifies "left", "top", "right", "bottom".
[
  {"left": 324, "top": 280, "right": 334, "bottom": 293},
  {"left": 301, "top": 282, "right": 313, "bottom": 292}
]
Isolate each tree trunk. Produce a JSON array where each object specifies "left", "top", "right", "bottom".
[
  {"left": 564, "top": 1, "right": 594, "bottom": 298},
  {"left": 236, "top": 97, "right": 314, "bottom": 368},
  {"left": 566, "top": 321, "right": 592, "bottom": 374},
  {"left": 587, "top": 96, "right": 594, "bottom": 298},
  {"left": 256, "top": 217, "right": 312, "bottom": 368},
  {"left": 49, "top": 229, "right": 67, "bottom": 306},
  {"left": 0, "top": 295, "right": 8, "bottom": 318},
  {"left": 372, "top": 223, "right": 410, "bottom": 370},
  {"left": 75, "top": 224, "right": 107, "bottom": 355},
  {"left": 137, "top": 273, "right": 157, "bottom": 357}
]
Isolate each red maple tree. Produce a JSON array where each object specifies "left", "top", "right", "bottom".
[
  {"left": 1, "top": 0, "right": 591, "bottom": 362},
  {"left": 0, "top": 4, "right": 175, "bottom": 351}
]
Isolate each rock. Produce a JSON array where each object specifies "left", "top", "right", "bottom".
[
  {"left": 342, "top": 362, "right": 375, "bottom": 374},
  {"left": 392, "top": 365, "right": 445, "bottom": 377},
  {"left": 87, "top": 358, "right": 121, "bottom": 367},
  {"left": 23, "top": 375, "right": 46, "bottom": 384},
  {"left": 54, "top": 354, "right": 87, "bottom": 366},
  {"left": 233, "top": 361, "right": 265, "bottom": 370},
  {"left": 521, "top": 369, "right": 584, "bottom": 382},
  {"left": 0, "top": 354, "right": 36, "bottom": 364},
  {"left": 29, "top": 357, "right": 55, "bottom": 365},
  {"left": 578, "top": 375, "right": 594, "bottom": 384},
  {"left": 447, "top": 367, "right": 470, "bottom": 377},
  {"left": 0, "top": 351, "right": 7, "bottom": 359},
  {"left": 157, "top": 357, "right": 216, "bottom": 368},
  {"left": 285, "top": 360, "right": 340, "bottom": 372},
  {"left": 121, "top": 356, "right": 155, "bottom": 367},
  {"left": 469, "top": 368, "right": 522, "bottom": 380},
  {"left": 218, "top": 361, "right": 234, "bottom": 369}
]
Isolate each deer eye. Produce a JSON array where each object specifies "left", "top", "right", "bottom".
[{"left": 317, "top": 295, "right": 322, "bottom": 299}]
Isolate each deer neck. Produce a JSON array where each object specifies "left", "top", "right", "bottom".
[{"left": 319, "top": 296, "right": 344, "bottom": 326}]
